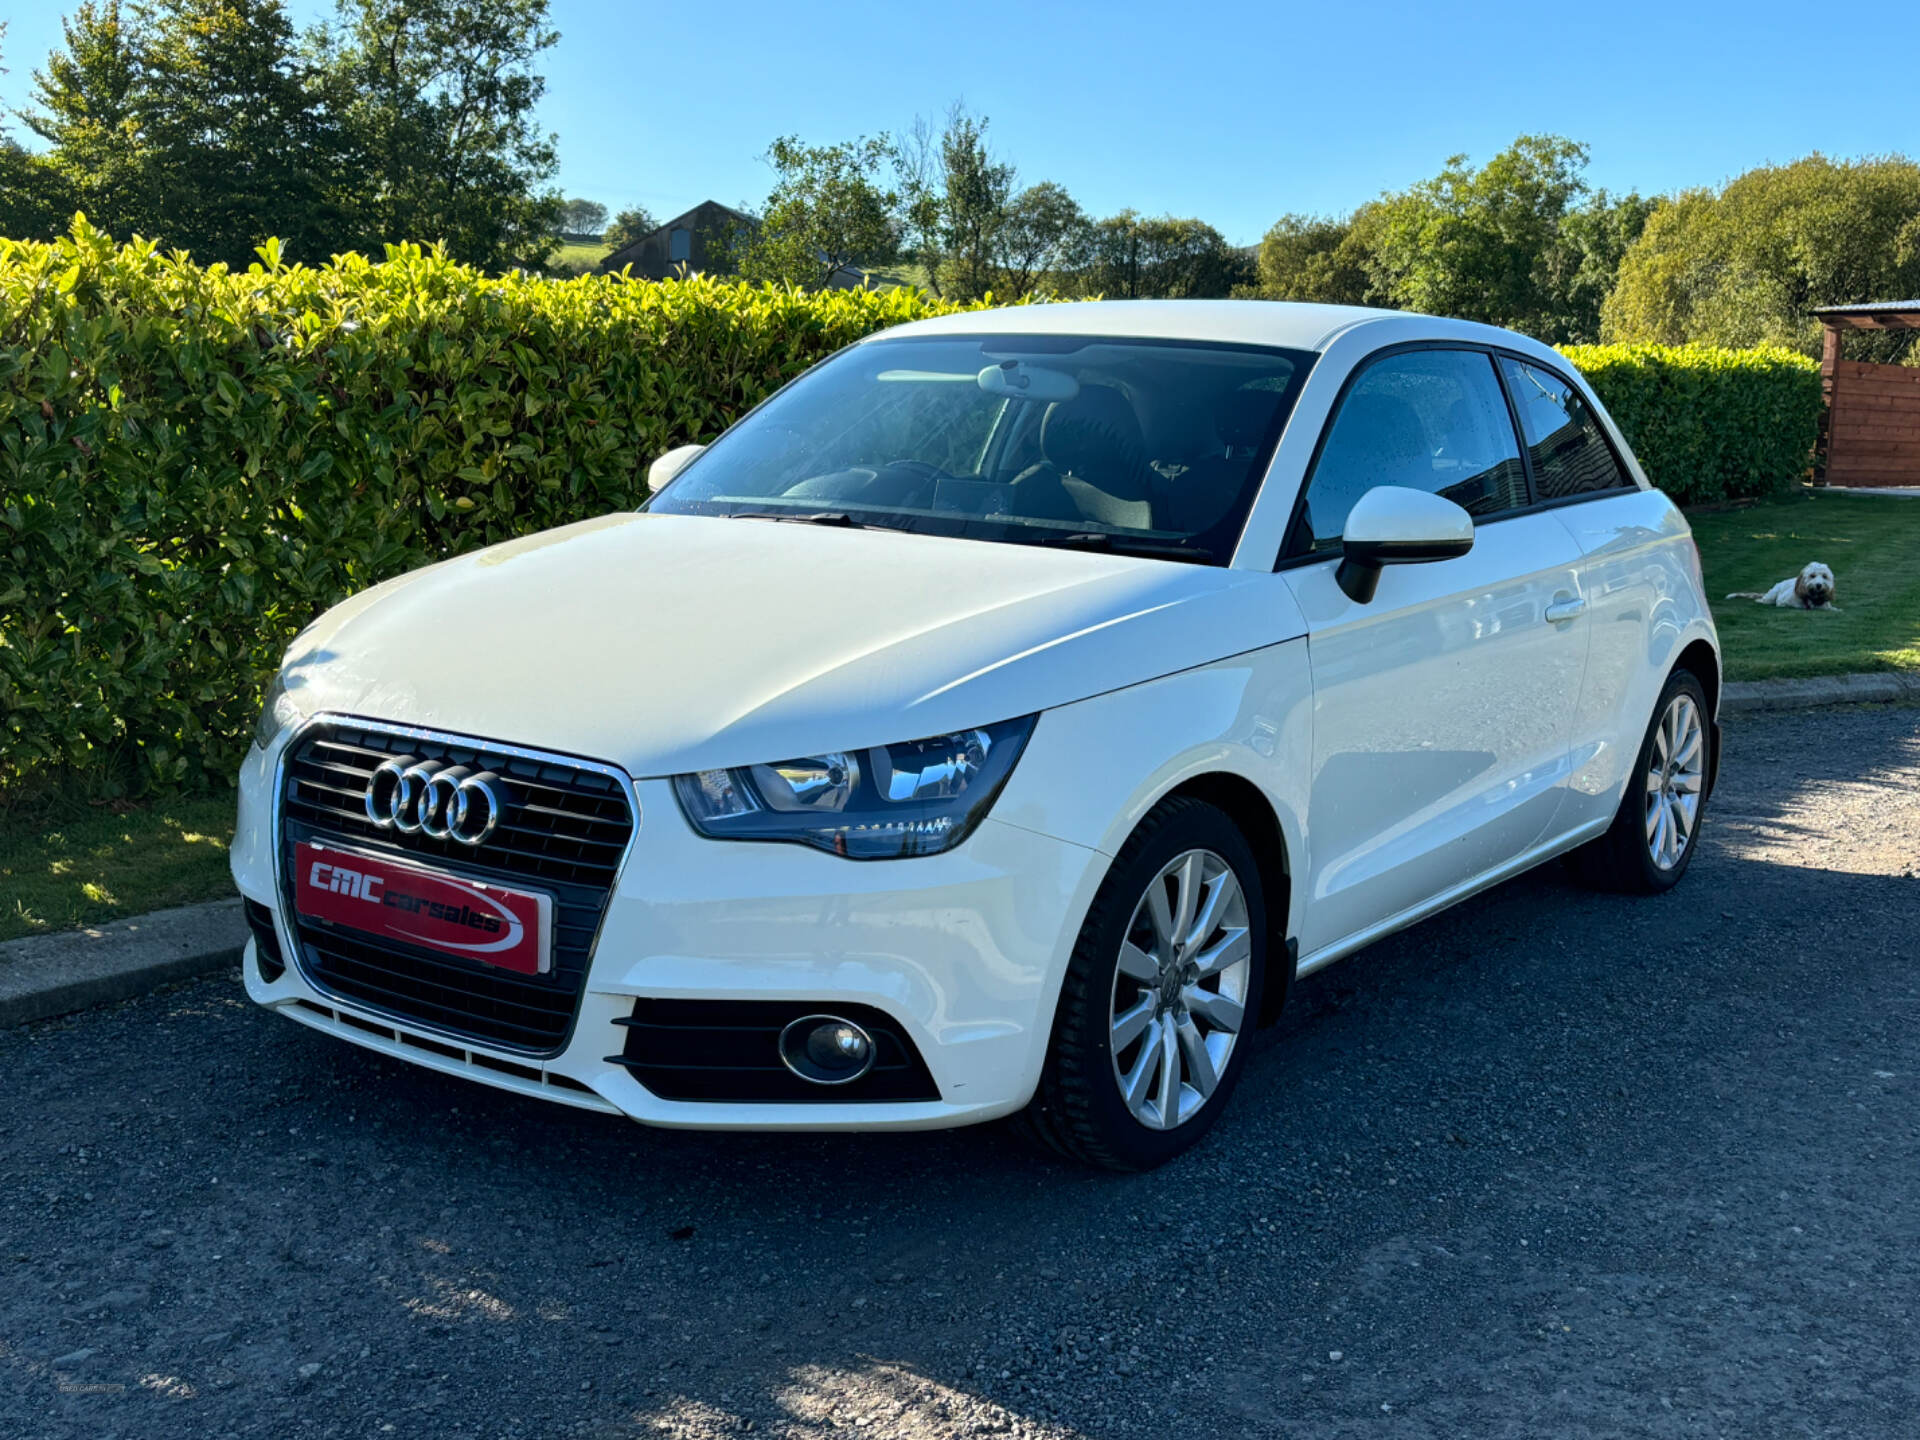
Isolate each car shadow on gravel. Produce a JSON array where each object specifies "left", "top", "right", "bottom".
[{"left": 5, "top": 706, "right": 1918, "bottom": 1440}]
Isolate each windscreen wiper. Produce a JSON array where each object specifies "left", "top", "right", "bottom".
[
  {"left": 724, "top": 510, "right": 868, "bottom": 528},
  {"left": 1036, "top": 532, "right": 1216, "bottom": 564}
]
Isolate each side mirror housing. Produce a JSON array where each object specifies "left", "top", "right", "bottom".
[
  {"left": 649, "top": 443, "right": 706, "bottom": 493},
  {"left": 1334, "top": 485, "right": 1474, "bottom": 603}
]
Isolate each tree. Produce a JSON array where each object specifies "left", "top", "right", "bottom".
[
  {"left": 22, "top": 0, "right": 334, "bottom": 262},
  {"left": 1248, "top": 141, "right": 1648, "bottom": 340},
  {"left": 321, "top": 0, "right": 564, "bottom": 270},
  {"left": 1547, "top": 190, "right": 1659, "bottom": 344},
  {"left": 11, "top": 0, "right": 568, "bottom": 268},
  {"left": 892, "top": 112, "right": 947, "bottom": 294},
  {"left": 735, "top": 133, "right": 897, "bottom": 288},
  {"left": 603, "top": 204, "right": 657, "bottom": 250},
  {"left": 889, "top": 105, "right": 1019, "bottom": 299},
  {"left": 990, "top": 181, "right": 1089, "bottom": 300},
  {"left": 1365, "top": 135, "right": 1604, "bottom": 340},
  {"left": 933, "top": 108, "right": 1014, "bottom": 300},
  {"left": 558, "top": 197, "right": 607, "bottom": 236},
  {"left": 132, "top": 0, "right": 343, "bottom": 265},
  {"left": 20, "top": 4, "right": 156, "bottom": 240},
  {"left": 1081, "top": 211, "right": 1250, "bottom": 298},
  {"left": 1603, "top": 156, "right": 1920, "bottom": 357},
  {"left": 1252, "top": 209, "right": 1381, "bottom": 305}
]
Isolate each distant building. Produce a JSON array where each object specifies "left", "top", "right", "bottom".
[
  {"left": 600, "top": 201, "right": 756, "bottom": 278},
  {"left": 599, "top": 198, "right": 878, "bottom": 289}
]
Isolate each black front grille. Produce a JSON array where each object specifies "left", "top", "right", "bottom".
[
  {"left": 283, "top": 726, "right": 632, "bottom": 889},
  {"left": 612, "top": 1000, "right": 940, "bottom": 1103},
  {"left": 278, "top": 721, "right": 635, "bottom": 1055}
]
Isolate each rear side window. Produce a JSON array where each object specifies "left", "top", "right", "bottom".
[
  {"left": 1498, "top": 358, "right": 1631, "bottom": 499},
  {"left": 1296, "top": 349, "right": 1528, "bottom": 552}
]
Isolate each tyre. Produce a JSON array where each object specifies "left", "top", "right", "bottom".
[
  {"left": 1019, "top": 797, "right": 1268, "bottom": 1171},
  {"left": 1568, "top": 668, "right": 1712, "bottom": 894}
]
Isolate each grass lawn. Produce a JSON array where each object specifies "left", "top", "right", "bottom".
[
  {"left": 1690, "top": 490, "right": 1920, "bottom": 681},
  {"left": 555, "top": 239, "right": 612, "bottom": 272},
  {"left": 864, "top": 261, "right": 933, "bottom": 292},
  {"left": 0, "top": 793, "right": 236, "bottom": 945}
]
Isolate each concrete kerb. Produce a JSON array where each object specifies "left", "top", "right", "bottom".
[{"left": 0, "top": 898, "right": 246, "bottom": 1027}]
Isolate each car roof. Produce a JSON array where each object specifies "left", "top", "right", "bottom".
[{"left": 873, "top": 298, "right": 1564, "bottom": 364}]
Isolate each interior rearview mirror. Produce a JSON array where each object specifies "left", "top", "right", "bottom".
[
  {"left": 976, "top": 361, "right": 1079, "bottom": 404},
  {"left": 649, "top": 443, "right": 706, "bottom": 493},
  {"left": 1335, "top": 485, "right": 1475, "bottom": 603}
]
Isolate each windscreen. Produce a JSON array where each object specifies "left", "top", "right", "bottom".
[{"left": 645, "top": 334, "right": 1315, "bottom": 564}]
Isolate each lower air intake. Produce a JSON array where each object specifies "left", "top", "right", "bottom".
[
  {"left": 611, "top": 999, "right": 940, "bottom": 1103},
  {"left": 244, "top": 899, "right": 285, "bottom": 982}
]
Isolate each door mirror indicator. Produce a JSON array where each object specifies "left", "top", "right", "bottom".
[
  {"left": 1334, "top": 486, "right": 1475, "bottom": 603},
  {"left": 649, "top": 443, "right": 706, "bottom": 493}
]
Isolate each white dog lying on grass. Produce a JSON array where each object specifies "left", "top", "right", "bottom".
[{"left": 1727, "top": 561, "right": 1840, "bottom": 610}]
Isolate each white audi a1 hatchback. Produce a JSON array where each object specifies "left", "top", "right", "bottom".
[{"left": 234, "top": 300, "right": 1720, "bottom": 1169}]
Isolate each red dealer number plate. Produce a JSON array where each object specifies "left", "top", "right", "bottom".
[{"left": 292, "top": 841, "right": 553, "bottom": 976}]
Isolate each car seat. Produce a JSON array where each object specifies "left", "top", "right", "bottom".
[{"left": 1009, "top": 386, "right": 1154, "bottom": 530}]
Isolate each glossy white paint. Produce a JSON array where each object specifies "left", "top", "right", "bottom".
[
  {"left": 1339, "top": 484, "right": 1476, "bottom": 554},
  {"left": 1284, "top": 511, "right": 1591, "bottom": 952},
  {"left": 648, "top": 443, "right": 705, "bottom": 491},
  {"left": 1550, "top": 487, "right": 1717, "bottom": 826},
  {"left": 233, "top": 300, "right": 1721, "bottom": 1132},
  {"left": 276, "top": 512, "right": 1307, "bottom": 779}
]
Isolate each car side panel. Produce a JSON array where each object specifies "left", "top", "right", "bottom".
[
  {"left": 1281, "top": 513, "right": 1589, "bottom": 955},
  {"left": 230, "top": 733, "right": 280, "bottom": 903},
  {"left": 1548, "top": 489, "right": 1720, "bottom": 831},
  {"left": 991, "top": 633, "right": 1315, "bottom": 941}
]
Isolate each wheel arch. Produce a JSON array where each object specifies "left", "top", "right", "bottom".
[
  {"left": 1158, "top": 771, "right": 1295, "bottom": 1025},
  {"left": 1673, "top": 637, "right": 1722, "bottom": 797},
  {"left": 1675, "top": 637, "right": 1720, "bottom": 717}
]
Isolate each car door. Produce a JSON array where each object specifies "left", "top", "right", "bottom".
[
  {"left": 1280, "top": 347, "right": 1591, "bottom": 956},
  {"left": 1496, "top": 355, "right": 1689, "bottom": 833}
]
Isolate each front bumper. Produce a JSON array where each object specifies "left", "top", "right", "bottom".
[{"left": 233, "top": 730, "right": 1106, "bottom": 1131}]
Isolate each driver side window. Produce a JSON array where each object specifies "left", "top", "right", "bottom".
[{"left": 1296, "top": 349, "right": 1528, "bottom": 553}]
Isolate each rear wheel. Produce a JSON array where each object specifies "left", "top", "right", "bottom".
[
  {"left": 1019, "top": 797, "right": 1267, "bottom": 1171},
  {"left": 1569, "top": 669, "right": 1711, "bottom": 893}
]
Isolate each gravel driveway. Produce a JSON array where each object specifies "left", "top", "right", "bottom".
[{"left": 4, "top": 703, "right": 1917, "bottom": 1440}]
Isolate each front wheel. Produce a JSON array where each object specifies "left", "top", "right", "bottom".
[
  {"left": 1019, "top": 797, "right": 1267, "bottom": 1171},
  {"left": 1569, "top": 669, "right": 1712, "bottom": 893}
]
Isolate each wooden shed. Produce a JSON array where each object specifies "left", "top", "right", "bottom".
[
  {"left": 1813, "top": 301, "right": 1920, "bottom": 487},
  {"left": 600, "top": 201, "right": 757, "bottom": 280}
]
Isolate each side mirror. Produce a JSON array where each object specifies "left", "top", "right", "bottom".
[
  {"left": 1334, "top": 485, "right": 1474, "bottom": 603},
  {"left": 649, "top": 443, "right": 706, "bottom": 492}
]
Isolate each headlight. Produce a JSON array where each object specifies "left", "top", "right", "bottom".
[
  {"left": 672, "top": 716, "right": 1037, "bottom": 859},
  {"left": 252, "top": 669, "right": 304, "bottom": 750}
]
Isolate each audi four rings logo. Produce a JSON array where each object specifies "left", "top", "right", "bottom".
[{"left": 364, "top": 757, "right": 504, "bottom": 846}]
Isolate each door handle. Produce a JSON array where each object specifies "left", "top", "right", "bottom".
[{"left": 1544, "top": 596, "right": 1587, "bottom": 624}]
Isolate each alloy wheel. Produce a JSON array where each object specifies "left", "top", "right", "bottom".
[
  {"left": 1644, "top": 692, "right": 1705, "bottom": 870},
  {"left": 1108, "top": 848, "right": 1252, "bottom": 1130}
]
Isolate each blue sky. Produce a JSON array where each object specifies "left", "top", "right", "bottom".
[{"left": 7, "top": 0, "right": 1918, "bottom": 245}]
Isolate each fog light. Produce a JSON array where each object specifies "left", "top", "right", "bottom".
[{"left": 778, "top": 1015, "right": 876, "bottom": 1085}]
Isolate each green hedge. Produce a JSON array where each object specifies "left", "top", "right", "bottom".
[
  {"left": 0, "top": 224, "right": 1825, "bottom": 800},
  {"left": 1, "top": 220, "right": 968, "bottom": 800},
  {"left": 1559, "top": 342, "right": 1822, "bottom": 505}
]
